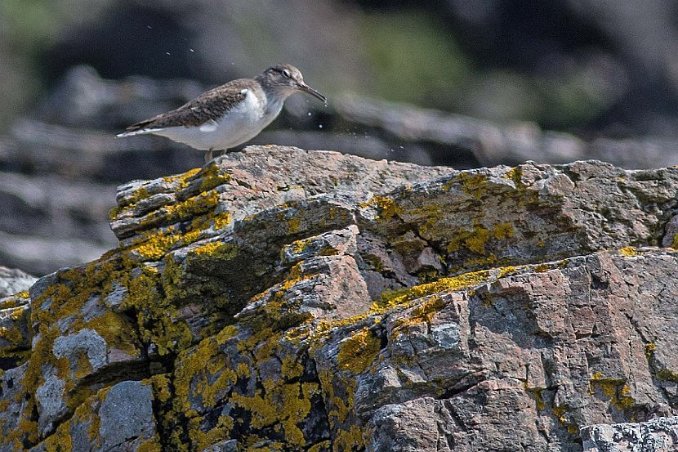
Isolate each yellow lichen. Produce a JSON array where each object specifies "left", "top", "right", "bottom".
[
  {"left": 40, "top": 420, "right": 74, "bottom": 452},
  {"left": 589, "top": 372, "right": 636, "bottom": 410},
  {"left": 287, "top": 216, "right": 302, "bottom": 234},
  {"left": 191, "top": 415, "right": 234, "bottom": 450},
  {"left": 337, "top": 328, "right": 381, "bottom": 374},
  {"left": 192, "top": 241, "right": 238, "bottom": 258},
  {"left": 464, "top": 226, "right": 490, "bottom": 254},
  {"left": 123, "top": 268, "right": 193, "bottom": 357},
  {"left": 281, "top": 355, "right": 304, "bottom": 380},
  {"left": 619, "top": 246, "right": 638, "bottom": 257},
  {"left": 149, "top": 374, "right": 172, "bottom": 404},
  {"left": 376, "top": 269, "right": 492, "bottom": 310},
  {"left": 116, "top": 187, "right": 149, "bottom": 212},
  {"left": 492, "top": 222, "right": 514, "bottom": 240},
  {"left": 367, "top": 195, "right": 402, "bottom": 220},
  {"left": 497, "top": 266, "right": 519, "bottom": 278},
  {"left": 198, "top": 164, "right": 232, "bottom": 192},
  {"left": 136, "top": 438, "right": 162, "bottom": 452},
  {"left": 504, "top": 167, "right": 524, "bottom": 186},
  {"left": 164, "top": 190, "right": 220, "bottom": 223},
  {"left": 0, "top": 324, "right": 24, "bottom": 346},
  {"left": 388, "top": 296, "right": 446, "bottom": 340},
  {"left": 534, "top": 263, "right": 550, "bottom": 272},
  {"left": 645, "top": 342, "right": 656, "bottom": 359},
  {"left": 308, "top": 441, "right": 331, "bottom": 452},
  {"left": 552, "top": 404, "right": 571, "bottom": 428},
  {"left": 445, "top": 220, "right": 513, "bottom": 258},
  {"left": 656, "top": 369, "right": 678, "bottom": 382},
  {"left": 213, "top": 212, "right": 232, "bottom": 230},
  {"left": 333, "top": 425, "right": 365, "bottom": 450},
  {"left": 163, "top": 167, "right": 201, "bottom": 189},
  {"left": 230, "top": 391, "right": 275, "bottom": 428},
  {"left": 174, "top": 328, "right": 238, "bottom": 415},
  {"left": 526, "top": 388, "right": 545, "bottom": 411},
  {"left": 130, "top": 229, "right": 180, "bottom": 261},
  {"left": 457, "top": 172, "right": 488, "bottom": 198}
]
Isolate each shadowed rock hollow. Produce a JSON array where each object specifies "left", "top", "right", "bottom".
[{"left": 1, "top": 146, "right": 677, "bottom": 451}]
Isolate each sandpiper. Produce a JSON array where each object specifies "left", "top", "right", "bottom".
[{"left": 117, "top": 64, "right": 326, "bottom": 161}]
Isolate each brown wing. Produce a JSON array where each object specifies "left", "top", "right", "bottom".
[{"left": 124, "top": 79, "right": 254, "bottom": 132}]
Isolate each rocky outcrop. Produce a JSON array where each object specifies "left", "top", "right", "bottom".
[
  {"left": 1, "top": 146, "right": 677, "bottom": 450},
  {"left": 6, "top": 65, "right": 678, "bottom": 275}
]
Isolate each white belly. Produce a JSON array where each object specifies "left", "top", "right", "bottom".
[{"left": 153, "top": 93, "right": 283, "bottom": 151}]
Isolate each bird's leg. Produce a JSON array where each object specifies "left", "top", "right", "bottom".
[{"left": 204, "top": 149, "right": 214, "bottom": 163}]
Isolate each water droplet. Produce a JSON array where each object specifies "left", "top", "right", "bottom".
[
  {"left": 307, "top": 112, "right": 312, "bottom": 116},
  {"left": 318, "top": 124, "right": 323, "bottom": 129},
  {"left": 189, "top": 48, "right": 195, "bottom": 53},
  {"left": 147, "top": 25, "right": 152, "bottom": 29},
  {"left": 165, "top": 52, "right": 171, "bottom": 56}
]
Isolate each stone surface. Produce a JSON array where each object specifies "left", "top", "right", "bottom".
[
  {"left": 581, "top": 416, "right": 678, "bottom": 452},
  {"left": 0, "top": 266, "right": 36, "bottom": 298},
  {"left": 98, "top": 380, "right": 157, "bottom": 451},
  {"left": 0, "top": 147, "right": 676, "bottom": 450}
]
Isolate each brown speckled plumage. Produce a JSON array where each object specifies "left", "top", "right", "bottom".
[{"left": 124, "top": 79, "right": 258, "bottom": 132}]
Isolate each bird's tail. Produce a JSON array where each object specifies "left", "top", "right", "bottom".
[{"left": 116, "top": 128, "right": 163, "bottom": 138}]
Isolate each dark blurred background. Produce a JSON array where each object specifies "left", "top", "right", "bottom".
[{"left": 1, "top": 0, "right": 678, "bottom": 275}]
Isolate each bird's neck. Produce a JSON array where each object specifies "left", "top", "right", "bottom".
[
  {"left": 256, "top": 75, "right": 293, "bottom": 100},
  {"left": 263, "top": 92, "right": 286, "bottom": 117},
  {"left": 255, "top": 83, "right": 288, "bottom": 115}
]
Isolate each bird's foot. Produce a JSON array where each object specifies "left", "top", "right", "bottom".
[{"left": 204, "top": 149, "right": 225, "bottom": 163}]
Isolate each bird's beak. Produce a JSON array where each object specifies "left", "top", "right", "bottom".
[{"left": 298, "top": 83, "right": 327, "bottom": 103}]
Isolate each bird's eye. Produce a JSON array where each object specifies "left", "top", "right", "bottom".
[{"left": 282, "top": 69, "right": 291, "bottom": 78}]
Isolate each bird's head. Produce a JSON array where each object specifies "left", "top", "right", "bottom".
[{"left": 258, "top": 64, "right": 326, "bottom": 103}]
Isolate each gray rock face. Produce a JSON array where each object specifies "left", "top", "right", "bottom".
[
  {"left": 98, "top": 381, "right": 156, "bottom": 451},
  {"left": 52, "top": 329, "right": 108, "bottom": 373},
  {"left": 0, "top": 147, "right": 676, "bottom": 450},
  {"left": 35, "top": 376, "right": 67, "bottom": 437},
  {"left": 581, "top": 416, "right": 678, "bottom": 452}
]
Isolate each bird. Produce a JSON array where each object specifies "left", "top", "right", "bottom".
[{"left": 117, "top": 64, "right": 326, "bottom": 161}]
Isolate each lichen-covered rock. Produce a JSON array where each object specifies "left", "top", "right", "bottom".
[
  {"left": 0, "top": 268, "right": 33, "bottom": 369},
  {"left": 0, "top": 146, "right": 677, "bottom": 450}
]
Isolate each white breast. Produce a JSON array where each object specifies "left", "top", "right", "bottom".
[{"left": 153, "top": 89, "right": 284, "bottom": 151}]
